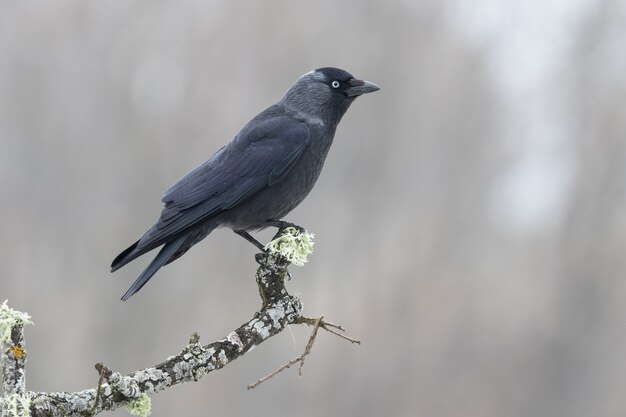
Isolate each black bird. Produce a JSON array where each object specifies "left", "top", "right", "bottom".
[{"left": 112, "top": 67, "right": 380, "bottom": 300}]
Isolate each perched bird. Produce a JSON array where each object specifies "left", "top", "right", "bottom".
[{"left": 112, "top": 67, "right": 380, "bottom": 300}]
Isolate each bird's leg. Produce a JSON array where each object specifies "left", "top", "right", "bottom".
[{"left": 233, "top": 230, "right": 266, "bottom": 252}]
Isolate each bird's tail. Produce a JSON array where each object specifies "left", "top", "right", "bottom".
[
  {"left": 120, "top": 234, "right": 187, "bottom": 301},
  {"left": 111, "top": 240, "right": 141, "bottom": 272}
]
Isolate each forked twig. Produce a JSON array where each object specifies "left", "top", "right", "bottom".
[
  {"left": 247, "top": 315, "right": 360, "bottom": 389},
  {"left": 298, "top": 316, "right": 361, "bottom": 345},
  {"left": 247, "top": 316, "right": 323, "bottom": 389}
]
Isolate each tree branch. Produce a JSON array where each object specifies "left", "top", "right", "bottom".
[{"left": 0, "top": 243, "right": 358, "bottom": 417}]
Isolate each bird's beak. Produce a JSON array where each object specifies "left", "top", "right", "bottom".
[{"left": 346, "top": 79, "right": 381, "bottom": 97}]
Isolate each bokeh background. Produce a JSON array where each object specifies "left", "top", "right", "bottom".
[{"left": 2, "top": 1, "right": 626, "bottom": 416}]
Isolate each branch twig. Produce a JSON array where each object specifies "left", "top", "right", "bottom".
[
  {"left": 297, "top": 316, "right": 361, "bottom": 345},
  {"left": 247, "top": 315, "right": 361, "bottom": 389},
  {"left": 89, "top": 363, "right": 108, "bottom": 415}
]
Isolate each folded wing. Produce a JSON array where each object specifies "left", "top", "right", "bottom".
[{"left": 111, "top": 115, "right": 310, "bottom": 270}]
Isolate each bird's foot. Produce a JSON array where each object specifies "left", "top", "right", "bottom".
[
  {"left": 266, "top": 220, "right": 306, "bottom": 237},
  {"left": 239, "top": 223, "right": 313, "bottom": 269}
]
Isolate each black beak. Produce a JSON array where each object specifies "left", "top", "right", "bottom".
[{"left": 346, "top": 79, "right": 381, "bottom": 97}]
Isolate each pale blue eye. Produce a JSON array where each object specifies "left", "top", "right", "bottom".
[{"left": 331, "top": 81, "right": 340, "bottom": 89}]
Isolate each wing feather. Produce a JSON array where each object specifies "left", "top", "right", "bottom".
[{"left": 135, "top": 116, "right": 310, "bottom": 252}]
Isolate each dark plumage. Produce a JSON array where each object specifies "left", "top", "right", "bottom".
[{"left": 112, "top": 67, "right": 380, "bottom": 300}]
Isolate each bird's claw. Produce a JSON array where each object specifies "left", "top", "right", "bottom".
[{"left": 267, "top": 220, "right": 306, "bottom": 237}]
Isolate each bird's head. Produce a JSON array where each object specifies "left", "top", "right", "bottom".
[{"left": 281, "top": 67, "right": 380, "bottom": 125}]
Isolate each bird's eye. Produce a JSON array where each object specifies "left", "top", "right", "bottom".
[{"left": 331, "top": 80, "right": 340, "bottom": 89}]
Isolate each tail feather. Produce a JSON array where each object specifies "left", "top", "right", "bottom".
[
  {"left": 120, "top": 235, "right": 188, "bottom": 301},
  {"left": 111, "top": 240, "right": 140, "bottom": 272}
]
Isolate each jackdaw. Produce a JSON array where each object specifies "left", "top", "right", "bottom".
[{"left": 112, "top": 67, "right": 380, "bottom": 300}]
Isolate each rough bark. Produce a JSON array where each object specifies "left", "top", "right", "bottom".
[{"left": 1, "top": 251, "right": 304, "bottom": 417}]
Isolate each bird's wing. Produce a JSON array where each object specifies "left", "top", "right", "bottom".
[{"left": 138, "top": 116, "right": 310, "bottom": 250}]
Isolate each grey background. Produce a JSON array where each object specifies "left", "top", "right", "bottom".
[{"left": 2, "top": 1, "right": 626, "bottom": 416}]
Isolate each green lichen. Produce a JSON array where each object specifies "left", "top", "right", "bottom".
[
  {"left": 3, "top": 393, "right": 31, "bottom": 417},
  {"left": 126, "top": 393, "right": 151, "bottom": 417},
  {"left": 0, "top": 300, "right": 33, "bottom": 347},
  {"left": 265, "top": 227, "right": 315, "bottom": 267}
]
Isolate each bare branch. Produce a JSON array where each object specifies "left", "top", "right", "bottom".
[
  {"left": 247, "top": 315, "right": 360, "bottom": 389},
  {"left": 247, "top": 316, "right": 323, "bottom": 389},
  {"left": 297, "top": 316, "right": 361, "bottom": 345},
  {"left": 88, "top": 363, "right": 107, "bottom": 415}
]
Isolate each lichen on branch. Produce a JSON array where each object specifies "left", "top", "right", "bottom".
[
  {"left": 0, "top": 300, "right": 32, "bottom": 348},
  {"left": 265, "top": 227, "right": 315, "bottom": 266},
  {"left": 0, "top": 228, "right": 358, "bottom": 417}
]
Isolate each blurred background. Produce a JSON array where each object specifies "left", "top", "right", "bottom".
[{"left": 1, "top": 0, "right": 626, "bottom": 416}]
